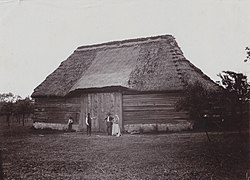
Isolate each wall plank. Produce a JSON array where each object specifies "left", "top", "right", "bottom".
[
  {"left": 123, "top": 93, "right": 189, "bottom": 125},
  {"left": 34, "top": 97, "right": 81, "bottom": 124}
]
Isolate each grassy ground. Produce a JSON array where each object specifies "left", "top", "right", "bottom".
[{"left": 0, "top": 119, "right": 249, "bottom": 180}]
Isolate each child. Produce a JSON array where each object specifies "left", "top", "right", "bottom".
[{"left": 67, "top": 117, "right": 74, "bottom": 131}]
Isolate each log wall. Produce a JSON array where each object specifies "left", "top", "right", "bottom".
[
  {"left": 34, "top": 97, "right": 81, "bottom": 125},
  {"left": 33, "top": 92, "right": 191, "bottom": 133},
  {"left": 123, "top": 93, "right": 190, "bottom": 132}
]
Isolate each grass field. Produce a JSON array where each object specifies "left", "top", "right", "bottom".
[{"left": 0, "top": 119, "right": 249, "bottom": 180}]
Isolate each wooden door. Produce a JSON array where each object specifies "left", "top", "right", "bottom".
[{"left": 79, "top": 92, "right": 122, "bottom": 132}]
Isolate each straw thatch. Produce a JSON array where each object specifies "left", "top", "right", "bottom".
[{"left": 32, "top": 35, "right": 217, "bottom": 97}]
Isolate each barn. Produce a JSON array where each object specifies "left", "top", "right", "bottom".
[{"left": 31, "top": 35, "right": 217, "bottom": 133}]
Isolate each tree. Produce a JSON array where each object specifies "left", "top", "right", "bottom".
[
  {"left": 176, "top": 82, "right": 221, "bottom": 126},
  {"left": 14, "top": 97, "right": 34, "bottom": 126},
  {"left": 218, "top": 71, "right": 250, "bottom": 133},
  {"left": 244, "top": 47, "right": 250, "bottom": 62},
  {"left": 176, "top": 81, "right": 226, "bottom": 141},
  {"left": 0, "top": 93, "right": 21, "bottom": 126}
]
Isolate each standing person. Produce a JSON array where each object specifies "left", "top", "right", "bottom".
[
  {"left": 112, "top": 114, "right": 121, "bottom": 137},
  {"left": 105, "top": 112, "right": 113, "bottom": 136},
  {"left": 67, "top": 117, "right": 74, "bottom": 132},
  {"left": 85, "top": 113, "right": 92, "bottom": 136}
]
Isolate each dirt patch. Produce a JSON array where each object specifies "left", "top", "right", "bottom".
[{"left": 0, "top": 122, "right": 249, "bottom": 180}]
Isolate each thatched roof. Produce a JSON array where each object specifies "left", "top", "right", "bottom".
[{"left": 32, "top": 35, "right": 217, "bottom": 97}]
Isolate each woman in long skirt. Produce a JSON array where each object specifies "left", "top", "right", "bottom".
[{"left": 112, "top": 115, "right": 121, "bottom": 136}]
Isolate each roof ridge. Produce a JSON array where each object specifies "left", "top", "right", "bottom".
[{"left": 76, "top": 34, "right": 174, "bottom": 50}]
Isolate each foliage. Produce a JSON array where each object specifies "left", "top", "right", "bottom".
[
  {"left": 218, "top": 71, "right": 250, "bottom": 132},
  {"left": 14, "top": 97, "right": 34, "bottom": 126},
  {"left": 218, "top": 71, "right": 250, "bottom": 102},
  {"left": 177, "top": 71, "right": 249, "bottom": 131},
  {"left": 244, "top": 47, "right": 250, "bottom": 62},
  {"left": 176, "top": 81, "right": 220, "bottom": 126},
  {"left": 0, "top": 93, "right": 21, "bottom": 103},
  {"left": 0, "top": 93, "right": 34, "bottom": 126},
  {"left": 0, "top": 93, "right": 21, "bottom": 126},
  {"left": 0, "top": 93, "right": 21, "bottom": 115}
]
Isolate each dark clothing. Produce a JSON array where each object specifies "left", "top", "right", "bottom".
[
  {"left": 106, "top": 121, "right": 112, "bottom": 135},
  {"left": 87, "top": 124, "right": 92, "bottom": 136},
  {"left": 86, "top": 116, "right": 92, "bottom": 136},
  {"left": 68, "top": 123, "right": 73, "bottom": 131},
  {"left": 105, "top": 115, "right": 113, "bottom": 135},
  {"left": 87, "top": 116, "right": 91, "bottom": 125}
]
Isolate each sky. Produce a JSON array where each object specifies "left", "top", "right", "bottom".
[{"left": 0, "top": 0, "right": 250, "bottom": 98}]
